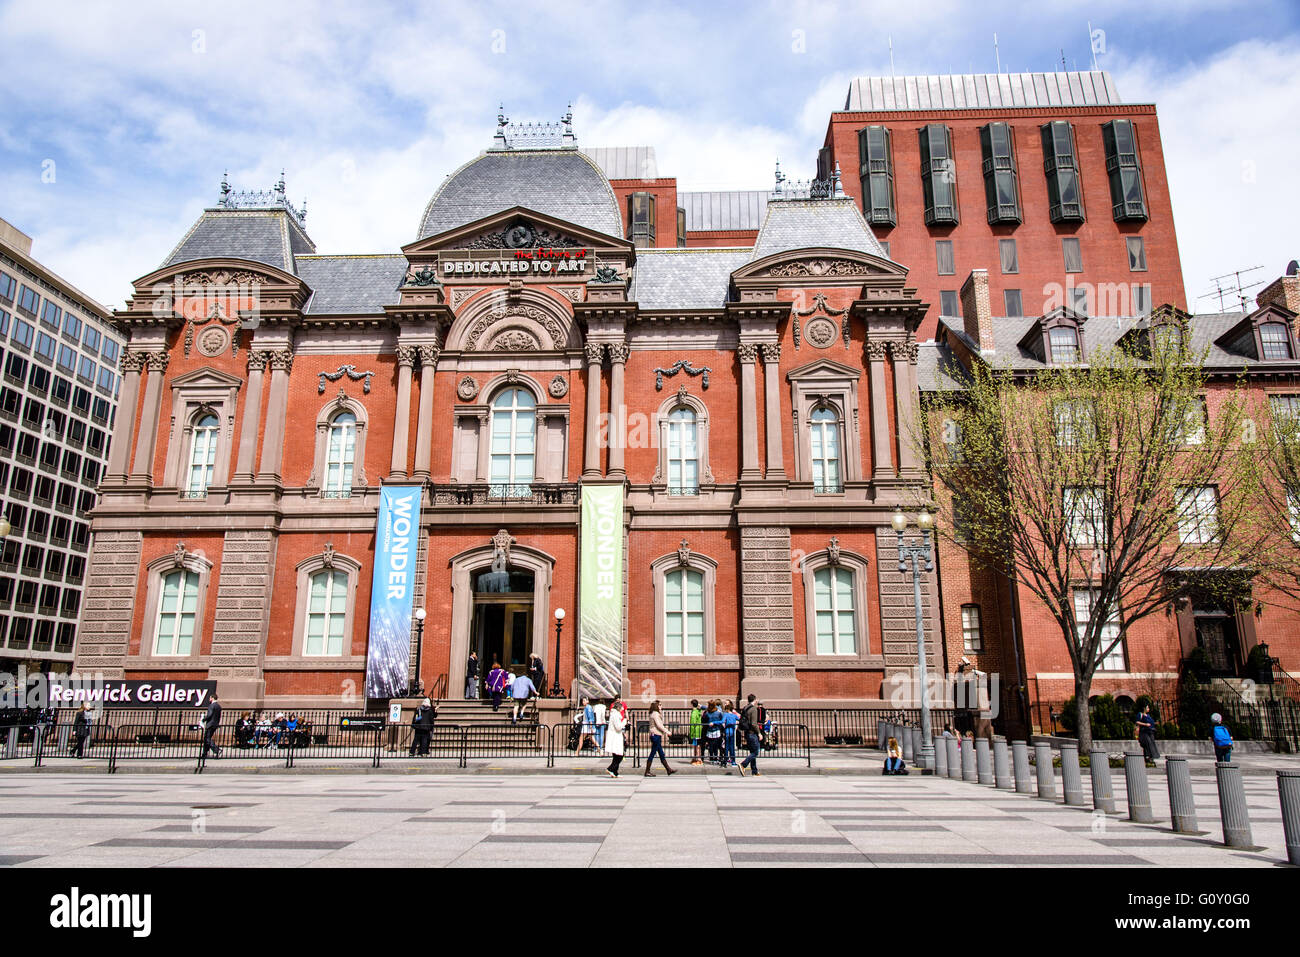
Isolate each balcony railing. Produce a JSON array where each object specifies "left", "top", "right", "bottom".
[
  {"left": 429, "top": 483, "right": 579, "bottom": 506},
  {"left": 813, "top": 482, "right": 845, "bottom": 494}
]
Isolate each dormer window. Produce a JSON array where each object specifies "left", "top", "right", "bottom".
[
  {"left": 1151, "top": 323, "right": 1183, "bottom": 358},
  {"left": 1049, "top": 326, "right": 1081, "bottom": 364},
  {"left": 1260, "top": 322, "right": 1292, "bottom": 360},
  {"left": 1214, "top": 306, "right": 1299, "bottom": 361}
]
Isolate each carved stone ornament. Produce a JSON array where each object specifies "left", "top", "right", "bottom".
[
  {"left": 792, "top": 292, "right": 850, "bottom": 319},
  {"left": 491, "top": 528, "right": 516, "bottom": 568},
  {"left": 736, "top": 342, "right": 760, "bottom": 363},
  {"left": 761, "top": 343, "right": 782, "bottom": 363},
  {"left": 197, "top": 326, "right": 229, "bottom": 357},
  {"left": 404, "top": 263, "right": 441, "bottom": 287},
  {"left": 827, "top": 536, "right": 841, "bottom": 566},
  {"left": 865, "top": 339, "right": 891, "bottom": 361},
  {"left": 584, "top": 342, "right": 605, "bottom": 365},
  {"left": 557, "top": 286, "right": 584, "bottom": 303},
  {"left": 319, "top": 364, "right": 374, "bottom": 394},
  {"left": 491, "top": 328, "right": 541, "bottom": 351},
  {"left": 548, "top": 374, "right": 568, "bottom": 398},
  {"left": 593, "top": 264, "right": 621, "bottom": 284},
  {"left": 172, "top": 542, "right": 188, "bottom": 568},
  {"left": 460, "top": 221, "right": 581, "bottom": 250},
  {"left": 606, "top": 342, "right": 630, "bottom": 364},
  {"left": 676, "top": 383, "right": 689, "bottom": 405},
  {"left": 805, "top": 317, "right": 838, "bottom": 349},
  {"left": 321, "top": 542, "right": 336, "bottom": 569},
  {"left": 654, "top": 359, "right": 711, "bottom": 390},
  {"left": 677, "top": 538, "right": 692, "bottom": 568},
  {"left": 457, "top": 376, "right": 479, "bottom": 401},
  {"left": 247, "top": 350, "right": 269, "bottom": 373},
  {"left": 120, "top": 350, "right": 148, "bottom": 374},
  {"left": 767, "top": 258, "right": 867, "bottom": 279},
  {"left": 145, "top": 351, "right": 171, "bottom": 374},
  {"left": 179, "top": 269, "right": 267, "bottom": 287},
  {"left": 268, "top": 349, "right": 294, "bottom": 373},
  {"left": 464, "top": 304, "right": 567, "bottom": 352},
  {"left": 450, "top": 287, "right": 480, "bottom": 308},
  {"left": 417, "top": 343, "right": 440, "bottom": 365},
  {"left": 183, "top": 300, "right": 243, "bottom": 359}
]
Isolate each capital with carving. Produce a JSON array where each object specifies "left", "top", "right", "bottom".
[
  {"left": 417, "top": 343, "right": 440, "bottom": 367},
  {"left": 888, "top": 339, "right": 918, "bottom": 363},
  {"left": 607, "top": 342, "right": 630, "bottom": 364},
  {"left": 584, "top": 342, "right": 606, "bottom": 365},
  {"left": 761, "top": 343, "right": 782, "bottom": 364},
  {"left": 247, "top": 350, "right": 269, "bottom": 374},
  {"left": 144, "top": 351, "right": 171, "bottom": 374},
  {"left": 268, "top": 349, "right": 294, "bottom": 373},
  {"left": 736, "top": 342, "right": 760, "bottom": 364},
  {"left": 395, "top": 344, "right": 419, "bottom": 368},
  {"left": 865, "top": 339, "right": 890, "bottom": 362},
  {"left": 119, "top": 350, "right": 148, "bottom": 375}
]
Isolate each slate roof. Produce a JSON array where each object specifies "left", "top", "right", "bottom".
[
  {"left": 916, "top": 340, "right": 968, "bottom": 392},
  {"left": 629, "top": 248, "right": 750, "bottom": 310},
  {"left": 418, "top": 150, "right": 623, "bottom": 240},
  {"left": 294, "top": 255, "right": 407, "bottom": 315},
  {"left": 749, "top": 198, "right": 889, "bottom": 262},
  {"left": 679, "top": 190, "right": 772, "bottom": 231},
  {"left": 844, "top": 71, "right": 1124, "bottom": 111},
  {"left": 162, "top": 208, "right": 315, "bottom": 273}
]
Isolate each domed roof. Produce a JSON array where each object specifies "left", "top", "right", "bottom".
[{"left": 418, "top": 149, "right": 623, "bottom": 241}]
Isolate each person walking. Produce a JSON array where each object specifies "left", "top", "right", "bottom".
[
  {"left": 1211, "top": 713, "right": 1234, "bottom": 763},
  {"left": 576, "top": 696, "right": 597, "bottom": 752},
  {"left": 527, "top": 654, "right": 545, "bottom": 695},
  {"left": 409, "top": 698, "right": 435, "bottom": 756},
  {"left": 644, "top": 700, "right": 676, "bottom": 777},
  {"left": 202, "top": 691, "right": 223, "bottom": 760},
  {"left": 688, "top": 699, "right": 703, "bottom": 765},
  {"left": 593, "top": 698, "right": 608, "bottom": 751},
  {"left": 71, "top": 703, "right": 92, "bottom": 758},
  {"left": 738, "top": 693, "right": 761, "bottom": 777},
  {"left": 1135, "top": 703, "right": 1160, "bottom": 763},
  {"left": 509, "top": 670, "right": 538, "bottom": 724},
  {"left": 486, "top": 661, "right": 507, "bottom": 712},
  {"left": 606, "top": 698, "right": 627, "bottom": 777},
  {"left": 465, "top": 651, "right": 480, "bottom": 699}
]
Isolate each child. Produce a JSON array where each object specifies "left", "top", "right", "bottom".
[
  {"left": 883, "top": 737, "right": 907, "bottom": 775},
  {"left": 1211, "top": 713, "right": 1233, "bottom": 763}
]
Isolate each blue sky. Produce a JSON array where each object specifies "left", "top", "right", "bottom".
[{"left": 2, "top": 0, "right": 1298, "bottom": 311}]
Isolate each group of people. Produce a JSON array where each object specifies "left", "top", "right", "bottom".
[
  {"left": 686, "top": 697, "right": 766, "bottom": 775},
  {"left": 233, "top": 711, "right": 313, "bottom": 749},
  {"left": 466, "top": 651, "right": 545, "bottom": 706}
]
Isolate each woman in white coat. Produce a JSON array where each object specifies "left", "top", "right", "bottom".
[{"left": 605, "top": 698, "right": 627, "bottom": 777}]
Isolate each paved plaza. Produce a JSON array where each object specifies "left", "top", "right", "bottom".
[{"left": 0, "top": 760, "right": 1293, "bottom": 867}]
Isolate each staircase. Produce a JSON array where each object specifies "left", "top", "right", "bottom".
[{"left": 432, "top": 699, "right": 538, "bottom": 729}]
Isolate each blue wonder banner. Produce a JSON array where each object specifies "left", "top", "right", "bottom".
[{"left": 366, "top": 485, "right": 422, "bottom": 699}]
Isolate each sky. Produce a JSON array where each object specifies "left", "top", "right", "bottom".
[{"left": 1, "top": 0, "right": 1298, "bottom": 312}]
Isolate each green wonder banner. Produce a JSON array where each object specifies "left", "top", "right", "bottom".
[{"left": 579, "top": 484, "right": 625, "bottom": 698}]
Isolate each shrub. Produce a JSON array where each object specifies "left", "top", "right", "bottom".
[
  {"left": 1154, "top": 721, "right": 1180, "bottom": 739},
  {"left": 1057, "top": 693, "right": 1135, "bottom": 740}
]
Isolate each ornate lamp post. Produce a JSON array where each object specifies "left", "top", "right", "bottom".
[
  {"left": 893, "top": 506, "right": 935, "bottom": 771},
  {"left": 550, "top": 608, "right": 566, "bottom": 698},
  {"left": 410, "top": 607, "right": 427, "bottom": 697}
]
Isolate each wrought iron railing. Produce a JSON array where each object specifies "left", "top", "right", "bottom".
[{"left": 428, "top": 483, "right": 579, "bottom": 506}]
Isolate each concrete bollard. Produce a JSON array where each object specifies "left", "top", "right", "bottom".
[
  {"left": 1124, "top": 746, "right": 1154, "bottom": 823},
  {"left": 961, "top": 737, "right": 977, "bottom": 782},
  {"left": 946, "top": 737, "right": 961, "bottom": 780},
  {"left": 4, "top": 727, "right": 16, "bottom": 760},
  {"left": 1279, "top": 770, "right": 1300, "bottom": 866},
  {"left": 1166, "top": 756, "right": 1199, "bottom": 833},
  {"left": 877, "top": 720, "right": 886, "bottom": 750},
  {"left": 1060, "top": 743, "right": 1085, "bottom": 806},
  {"left": 932, "top": 735, "right": 948, "bottom": 777},
  {"left": 1012, "top": 740, "right": 1033, "bottom": 794},
  {"left": 975, "top": 737, "right": 993, "bottom": 786},
  {"left": 901, "top": 726, "right": 914, "bottom": 761},
  {"left": 1090, "top": 748, "right": 1116, "bottom": 813},
  {"left": 910, "top": 727, "right": 924, "bottom": 768},
  {"left": 1034, "top": 743, "right": 1057, "bottom": 800},
  {"left": 993, "top": 737, "right": 1013, "bottom": 790},
  {"left": 1215, "top": 762, "right": 1253, "bottom": 848}
]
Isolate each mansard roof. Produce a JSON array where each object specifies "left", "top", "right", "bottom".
[
  {"left": 295, "top": 255, "right": 407, "bottom": 315},
  {"left": 162, "top": 207, "right": 316, "bottom": 274},
  {"left": 749, "top": 198, "right": 888, "bottom": 263},
  {"left": 629, "top": 247, "right": 750, "bottom": 310}
]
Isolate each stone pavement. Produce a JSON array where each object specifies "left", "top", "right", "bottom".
[{"left": 0, "top": 764, "right": 1293, "bottom": 867}]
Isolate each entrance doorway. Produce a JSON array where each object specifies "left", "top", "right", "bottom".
[
  {"left": 1193, "top": 606, "right": 1242, "bottom": 677},
  {"left": 471, "top": 566, "right": 534, "bottom": 695}
]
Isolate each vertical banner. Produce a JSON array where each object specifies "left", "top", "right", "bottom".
[
  {"left": 366, "top": 485, "right": 422, "bottom": 699},
  {"left": 578, "top": 484, "right": 625, "bottom": 698}
]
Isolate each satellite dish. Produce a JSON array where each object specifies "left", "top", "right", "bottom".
[{"left": 1286, "top": 260, "right": 1298, "bottom": 277}]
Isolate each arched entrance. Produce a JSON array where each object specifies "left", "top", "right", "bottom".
[{"left": 471, "top": 563, "right": 535, "bottom": 694}]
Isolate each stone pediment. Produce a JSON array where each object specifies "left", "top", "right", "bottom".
[
  {"left": 402, "top": 206, "right": 634, "bottom": 257},
  {"left": 167, "top": 367, "right": 246, "bottom": 389},
  {"left": 733, "top": 247, "right": 903, "bottom": 283}
]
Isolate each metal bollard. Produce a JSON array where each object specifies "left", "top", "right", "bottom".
[
  {"left": 4, "top": 727, "right": 16, "bottom": 760},
  {"left": 961, "top": 737, "right": 977, "bottom": 782},
  {"left": 1279, "top": 770, "right": 1300, "bottom": 866},
  {"left": 910, "top": 726, "right": 924, "bottom": 768},
  {"left": 1090, "top": 748, "right": 1116, "bottom": 813},
  {"left": 946, "top": 736, "right": 961, "bottom": 780},
  {"left": 932, "top": 735, "right": 948, "bottom": 777},
  {"left": 877, "top": 720, "right": 887, "bottom": 750},
  {"left": 1166, "top": 756, "right": 1199, "bottom": 833},
  {"left": 975, "top": 737, "right": 993, "bottom": 785},
  {"left": 1215, "top": 762, "right": 1253, "bottom": 848},
  {"left": 1034, "top": 743, "right": 1057, "bottom": 800},
  {"left": 1012, "top": 740, "right": 1033, "bottom": 794},
  {"left": 56, "top": 724, "right": 72, "bottom": 754},
  {"left": 993, "top": 737, "right": 1013, "bottom": 790},
  {"left": 1124, "top": 746, "right": 1154, "bottom": 823},
  {"left": 901, "top": 725, "right": 914, "bottom": 761},
  {"left": 1060, "top": 743, "right": 1085, "bottom": 806}
]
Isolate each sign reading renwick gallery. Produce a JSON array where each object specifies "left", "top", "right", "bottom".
[
  {"left": 578, "top": 485, "right": 625, "bottom": 698},
  {"left": 365, "top": 485, "right": 423, "bottom": 699},
  {"left": 48, "top": 679, "right": 216, "bottom": 709}
]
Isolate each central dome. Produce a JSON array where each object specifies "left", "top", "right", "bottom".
[{"left": 417, "top": 149, "right": 624, "bottom": 241}]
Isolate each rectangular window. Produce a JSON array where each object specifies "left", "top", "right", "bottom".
[
  {"left": 28, "top": 365, "right": 49, "bottom": 394},
  {"left": 962, "top": 605, "right": 984, "bottom": 652},
  {"left": 1003, "top": 289, "right": 1023, "bottom": 317},
  {"left": 1127, "top": 236, "right": 1147, "bottom": 272},
  {"left": 1070, "top": 286, "right": 1090, "bottom": 316},
  {"left": 77, "top": 355, "right": 95, "bottom": 382},
  {"left": 1131, "top": 284, "right": 1152, "bottom": 316},
  {"left": 1103, "top": 119, "right": 1148, "bottom": 222},
  {"left": 154, "top": 569, "right": 199, "bottom": 656},
  {"left": 1260, "top": 323, "right": 1291, "bottom": 360},
  {"left": 91, "top": 396, "right": 110, "bottom": 422},
  {"left": 999, "top": 238, "right": 1019, "bottom": 274},
  {"left": 1270, "top": 394, "right": 1300, "bottom": 440},
  {"left": 35, "top": 332, "right": 56, "bottom": 361},
  {"left": 72, "top": 387, "right": 89, "bottom": 414},
  {"left": 1064, "top": 486, "right": 1104, "bottom": 545},
  {"left": 305, "top": 569, "right": 348, "bottom": 656},
  {"left": 1049, "top": 325, "right": 1080, "bottom": 363},
  {"left": 1181, "top": 397, "right": 1207, "bottom": 447},
  {"left": 101, "top": 338, "right": 119, "bottom": 364},
  {"left": 0, "top": 307, "right": 9, "bottom": 338},
  {"left": 40, "top": 301, "right": 61, "bottom": 329},
  {"left": 676, "top": 207, "right": 686, "bottom": 248},
  {"left": 56, "top": 344, "right": 76, "bottom": 373},
  {"left": 939, "top": 290, "right": 961, "bottom": 317},
  {"left": 919, "top": 124, "right": 958, "bottom": 225},
  {"left": 4, "top": 352, "right": 26, "bottom": 383},
  {"left": 1054, "top": 400, "right": 1095, "bottom": 446},
  {"left": 1062, "top": 237, "right": 1083, "bottom": 273},
  {"left": 1074, "top": 588, "right": 1126, "bottom": 671},
  {"left": 663, "top": 567, "right": 705, "bottom": 655},
  {"left": 980, "top": 122, "right": 1021, "bottom": 223},
  {"left": 16, "top": 285, "right": 40, "bottom": 317},
  {"left": 935, "top": 239, "right": 955, "bottom": 275},
  {"left": 13, "top": 319, "right": 34, "bottom": 349},
  {"left": 1177, "top": 485, "right": 1219, "bottom": 544},
  {"left": 0, "top": 272, "right": 16, "bottom": 304},
  {"left": 1041, "top": 121, "right": 1085, "bottom": 223},
  {"left": 879, "top": 241, "right": 890, "bottom": 259},
  {"left": 62, "top": 312, "right": 81, "bottom": 341},
  {"left": 858, "top": 126, "right": 897, "bottom": 226},
  {"left": 82, "top": 325, "right": 101, "bottom": 355},
  {"left": 96, "top": 366, "right": 115, "bottom": 393},
  {"left": 626, "top": 192, "right": 655, "bottom": 248},
  {"left": 813, "top": 566, "right": 857, "bottom": 655}
]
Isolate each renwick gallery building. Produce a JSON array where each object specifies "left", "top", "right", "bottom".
[{"left": 73, "top": 73, "right": 1300, "bottom": 730}]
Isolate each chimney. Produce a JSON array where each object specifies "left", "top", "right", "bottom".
[
  {"left": 1256, "top": 265, "right": 1300, "bottom": 314},
  {"left": 960, "top": 268, "right": 994, "bottom": 354}
]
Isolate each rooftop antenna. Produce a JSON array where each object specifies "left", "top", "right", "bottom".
[
  {"left": 994, "top": 33, "right": 1001, "bottom": 73},
  {"left": 1199, "top": 265, "right": 1265, "bottom": 313}
]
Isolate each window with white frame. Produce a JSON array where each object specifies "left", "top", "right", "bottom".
[
  {"left": 489, "top": 388, "right": 536, "bottom": 497},
  {"left": 665, "top": 406, "right": 699, "bottom": 494},
  {"left": 186, "top": 413, "right": 219, "bottom": 498},
  {"left": 305, "top": 569, "right": 348, "bottom": 655},
  {"left": 324, "top": 412, "right": 356, "bottom": 498},
  {"left": 1074, "top": 588, "right": 1126, "bottom": 671},
  {"left": 1054, "top": 400, "right": 1094, "bottom": 446},
  {"left": 1177, "top": 485, "right": 1219, "bottom": 544},
  {"left": 663, "top": 567, "right": 704, "bottom": 655},
  {"left": 813, "top": 566, "right": 857, "bottom": 654},
  {"left": 962, "top": 604, "right": 983, "bottom": 652},
  {"left": 1260, "top": 322, "right": 1292, "bottom": 360},
  {"left": 1270, "top": 395, "right": 1300, "bottom": 440},
  {"left": 1288, "top": 487, "right": 1300, "bottom": 543},
  {"left": 154, "top": 569, "right": 199, "bottom": 655},
  {"left": 809, "top": 406, "right": 842, "bottom": 492},
  {"left": 1179, "top": 397, "right": 1206, "bottom": 447},
  {"left": 1049, "top": 325, "right": 1081, "bottom": 363},
  {"left": 1064, "top": 486, "right": 1104, "bottom": 545}
]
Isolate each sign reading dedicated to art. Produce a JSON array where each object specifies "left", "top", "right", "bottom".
[
  {"left": 366, "top": 485, "right": 423, "bottom": 699},
  {"left": 442, "top": 248, "right": 591, "bottom": 276},
  {"left": 578, "top": 485, "right": 625, "bottom": 698}
]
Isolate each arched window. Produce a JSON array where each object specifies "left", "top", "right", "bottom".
[
  {"left": 663, "top": 567, "right": 704, "bottom": 654},
  {"left": 305, "top": 569, "right": 348, "bottom": 655},
  {"left": 186, "top": 413, "right": 219, "bottom": 498},
  {"left": 665, "top": 406, "right": 699, "bottom": 494},
  {"left": 489, "top": 388, "right": 536, "bottom": 497},
  {"left": 809, "top": 406, "right": 842, "bottom": 493},
  {"left": 324, "top": 412, "right": 356, "bottom": 498},
  {"left": 154, "top": 568, "right": 199, "bottom": 655},
  {"left": 813, "top": 565, "right": 856, "bottom": 654}
]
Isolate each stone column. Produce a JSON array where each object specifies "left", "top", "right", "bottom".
[
  {"left": 234, "top": 350, "right": 267, "bottom": 482},
  {"left": 412, "top": 343, "right": 438, "bottom": 482},
  {"left": 129, "top": 351, "right": 169, "bottom": 483},
  {"left": 582, "top": 343, "right": 604, "bottom": 478},
  {"left": 865, "top": 338, "right": 894, "bottom": 479},
  {"left": 388, "top": 345, "right": 417, "bottom": 480},
  {"left": 737, "top": 343, "right": 761, "bottom": 481},
  {"left": 761, "top": 343, "right": 785, "bottom": 480},
  {"left": 891, "top": 336, "right": 922, "bottom": 474},
  {"left": 105, "top": 350, "right": 145, "bottom": 482},
  {"left": 607, "top": 342, "right": 629, "bottom": 479},
  {"left": 256, "top": 348, "right": 293, "bottom": 483}
]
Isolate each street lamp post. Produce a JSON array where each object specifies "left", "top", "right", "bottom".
[
  {"left": 410, "top": 607, "right": 427, "bottom": 697},
  {"left": 893, "top": 506, "right": 935, "bottom": 771},
  {"left": 550, "top": 608, "right": 566, "bottom": 698}
]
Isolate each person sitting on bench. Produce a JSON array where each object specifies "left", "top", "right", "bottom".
[{"left": 883, "top": 736, "right": 908, "bottom": 775}]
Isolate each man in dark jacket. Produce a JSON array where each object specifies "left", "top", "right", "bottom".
[
  {"left": 71, "top": 704, "right": 92, "bottom": 758},
  {"left": 410, "top": 698, "right": 435, "bottom": 756},
  {"left": 738, "top": 694, "right": 762, "bottom": 777},
  {"left": 202, "top": 692, "right": 222, "bottom": 759},
  {"left": 465, "top": 652, "right": 479, "bottom": 699}
]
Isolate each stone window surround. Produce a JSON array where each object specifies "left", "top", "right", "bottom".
[
  {"left": 651, "top": 390, "right": 714, "bottom": 493},
  {"left": 787, "top": 360, "right": 863, "bottom": 487},
  {"left": 1039, "top": 313, "right": 1086, "bottom": 364},
  {"left": 288, "top": 548, "right": 363, "bottom": 659},
  {"left": 306, "top": 393, "right": 369, "bottom": 494},
  {"left": 452, "top": 372, "right": 570, "bottom": 483},
  {"left": 161, "top": 369, "right": 241, "bottom": 492},
  {"left": 648, "top": 548, "right": 719, "bottom": 659},
  {"left": 797, "top": 547, "right": 883, "bottom": 667},
  {"left": 128, "top": 547, "right": 214, "bottom": 664}
]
